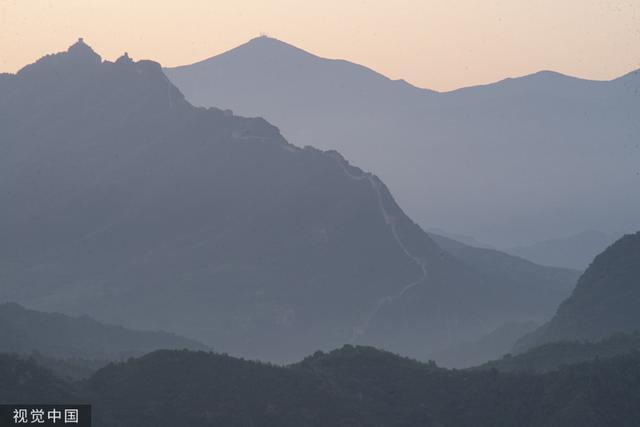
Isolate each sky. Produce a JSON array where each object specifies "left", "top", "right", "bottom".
[{"left": 1, "top": 0, "right": 639, "bottom": 91}]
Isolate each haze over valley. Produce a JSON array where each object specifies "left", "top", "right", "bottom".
[
  {"left": 1, "top": 41, "right": 584, "bottom": 365},
  {"left": 1, "top": 2, "right": 639, "bottom": 424}
]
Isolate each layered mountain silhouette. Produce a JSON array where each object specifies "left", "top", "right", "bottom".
[
  {"left": 3, "top": 346, "right": 640, "bottom": 426},
  {"left": 429, "top": 233, "right": 579, "bottom": 303},
  {"left": 165, "top": 36, "right": 640, "bottom": 252},
  {"left": 506, "top": 230, "right": 616, "bottom": 270},
  {"left": 428, "top": 320, "right": 538, "bottom": 368},
  {"left": 483, "top": 332, "right": 640, "bottom": 373},
  {"left": 0, "top": 302, "right": 207, "bottom": 359},
  {"left": 516, "top": 231, "right": 640, "bottom": 351},
  {"left": 1, "top": 39, "right": 575, "bottom": 362}
]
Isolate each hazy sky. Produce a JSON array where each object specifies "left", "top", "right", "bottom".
[{"left": 1, "top": 0, "right": 638, "bottom": 91}]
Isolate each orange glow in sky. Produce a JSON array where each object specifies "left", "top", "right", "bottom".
[{"left": 1, "top": 0, "right": 638, "bottom": 91}]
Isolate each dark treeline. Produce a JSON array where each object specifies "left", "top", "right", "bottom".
[{"left": 2, "top": 345, "right": 640, "bottom": 426}]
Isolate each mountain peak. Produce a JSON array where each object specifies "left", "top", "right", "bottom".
[
  {"left": 11, "top": 40, "right": 190, "bottom": 119},
  {"left": 116, "top": 51, "right": 134, "bottom": 64},
  {"left": 246, "top": 34, "right": 295, "bottom": 47},
  {"left": 248, "top": 34, "right": 280, "bottom": 43},
  {"left": 173, "top": 35, "right": 316, "bottom": 70},
  {"left": 17, "top": 37, "right": 101, "bottom": 76},
  {"left": 69, "top": 37, "right": 88, "bottom": 49},
  {"left": 65, "top": 37, "right": 102, "bottom": 65},
  {"left": 232, "top": 35, "right": 315, "bottom": 59}
]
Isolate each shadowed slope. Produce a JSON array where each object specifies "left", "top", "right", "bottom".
[{"left": 517, "top": 231, "right": 640, "bottom": 351}]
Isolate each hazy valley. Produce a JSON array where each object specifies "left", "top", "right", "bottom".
[{"left": 1, "top": 26, "right": 639, "bottom": 426}]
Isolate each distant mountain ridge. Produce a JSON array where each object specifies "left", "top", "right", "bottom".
[
  {"left": 506, "top": 230, "right": 616, "bottom": 270},
  {"left": 0, "top": 302, "right": 207, "bottom": 359},
  {"left": 516, "top": 231, "right": 640, "bottom": 351},
  {"left": 428, "top": 320, "right": 539, "bottom": 368},
  {"left": 1, "top": 40, "right": 577, "bottom": 363},
  {"left": 429, "top": 233, "right": 579, "bottom": 301},
  {"left": 165, "top": 36, "right": 640, "bottom": 250}
]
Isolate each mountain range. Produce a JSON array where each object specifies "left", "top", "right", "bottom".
[
  {"left": 483, "top": 331, "right": 640, "bottom": 373},
  {"left": 0, "top": 302, "right": 207, "bottom": 360},
  {"left": 165, "top": 36, "right": 640, "bottom": 253},
  {"left": 0, "top": 40, "right": 577, "bottom": 363},
  {"left": 506, "top": 230, "right": 616, "bottom": 270},
  {"left": 517, "top": 231, "right": 640, "bottom": 351},
  {"left": 3, "top": 345, "right": 640, "bottom": 426},
  {"left": 3, "top": 232, "right": 640, "bottom": 425},
  {"left": 428, "top": 320, "right": 538, "bottom": 369}
]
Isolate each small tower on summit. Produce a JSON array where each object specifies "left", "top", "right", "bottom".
[
  {"left": 116, "top": 52, "right": 133, "bottom": 64},
  {"left": 75, "top": 37, "right": 89, "bottom": 48},
  {"left": 70, "top": 37, "right": 88, "bottom": 49},
  {"left": 67, "top": 37, "right": 101, "bottom": 64}
]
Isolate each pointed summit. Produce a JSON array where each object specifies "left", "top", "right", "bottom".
[
  {"left": 116, "top": 52, "right": 134, "bottom": 65},
  {"left": 244, "top": 34, "right": 302, "bottom": 49},
  {"left": 8, "top": 40, "right": 189, "bottom": 119},
  {"left": 229, "top": 35, "right": 316, "bottom": 63},
  {"left": 66, "top": 37, "right": 102, "bottom": 65},
  {"left": 17, "top": 37, "right": 101, "bottom": 76}
]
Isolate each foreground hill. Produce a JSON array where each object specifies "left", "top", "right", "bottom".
[
  {"left": 0, "top": 40, "right": 573, "bottom": 362},
  {"left": 0, "top": 302, "right": 207, "bottom": 359},
  {"left": 0, "top": 354, "right": 83, "bottom": 404},
  {"left": 517, "top": 231, "right": 640, "bottom": 351},
  {"left": 2, "top": 346, "right": 640, "bottom": 426},
  {"left": 165, "top": 36, "right": 640, "bottom": 252}
]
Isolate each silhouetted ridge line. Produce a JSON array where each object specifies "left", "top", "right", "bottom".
[
  {"left": 326, "top": 151, "right": 429, "bottom": 340},
  {"left": 4, "top": 345, "right": 640, "bottom": 426},
  {"left": 2, "top": 40, "right": 580, "bottom": 364},
  {"left": 516, "top": 231, "right": 640, "bottom": 351},
  {"left": 165, "top": 36, "right": 640, "bottom": 253}
]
